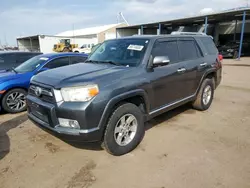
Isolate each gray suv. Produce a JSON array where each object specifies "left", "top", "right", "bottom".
[{"left": 27, "top": 33, "right": 222, "bottom": 156}]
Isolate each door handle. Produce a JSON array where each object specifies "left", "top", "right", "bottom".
[
  {"left": 177, "top": 68, "right": 186, "bottom": 73},
  {"left": 200, "top": 63, "right": 207, "bottom": 67}
]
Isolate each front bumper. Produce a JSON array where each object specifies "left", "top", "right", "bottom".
[{"left": 26, "top": 95, "right": 103, "bottom": 142}]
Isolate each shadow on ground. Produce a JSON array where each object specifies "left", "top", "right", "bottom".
[{"left": 0, "top": 114, "right": 28, "bottom": 160}]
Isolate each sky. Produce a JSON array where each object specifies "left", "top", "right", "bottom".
[{"left": 0, "top": 0, "right": 247, "bottom": 45}]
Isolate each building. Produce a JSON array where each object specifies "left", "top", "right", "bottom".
[
  {"left": 117, "top": 7, "right": 250, "bottom": 58},
  {"left": 17, "top": 23, "right": 127, "bottom": 53}
]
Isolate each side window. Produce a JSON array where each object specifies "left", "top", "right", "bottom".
[
  {"left": 178, "top": 40, "right": 199, "bottom": 60},
  {"left": 0, "top": 55, "right": 4, "bottom": 64},
  {"left": 4, "top": 54, "right": 17, "bottom": 64},
  {"left": 70, "top": 56, "right": 87, "bottom": 64},
  {"left": 200, "top": 37, "right": 218, "bottom": 55},
  {"left": 44, "top": 57, "right": 70, "bottom": 69},
  {"left": 151, "top": 40, "right": 179, "bottom": 63},
  {"left": 16, "top": 54, "right": 34, "bottom": 64}
]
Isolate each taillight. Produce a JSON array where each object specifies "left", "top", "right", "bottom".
[
  {"left": 216, "top": 54, "right": 223, "bottom": 68},
  {"left": 218, "top": 54, "right": 223, "bottom": 62}
]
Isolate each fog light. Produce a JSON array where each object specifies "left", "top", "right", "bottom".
[{"left": 58, "top": 118, "right": 80, "bottom": 129}]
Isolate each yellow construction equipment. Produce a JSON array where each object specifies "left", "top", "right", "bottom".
[{"left": 53, "top": 39, "right": 78, "bottom": 52}]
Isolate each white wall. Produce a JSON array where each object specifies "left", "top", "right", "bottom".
[
  {"left": 38, "top": 36, "right": 98, "bottom": 53},
  {"left": 117, "top": 29, "right": 138, "bottom": 38}
]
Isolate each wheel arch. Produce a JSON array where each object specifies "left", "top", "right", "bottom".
[
  {"left": 196, "top": 69, "right": 217, "bottom": 95},
  {"left": 1, "top": 86, "right": 28, "bottom": 100},
  {"left": 98, "top": 89, "right": 150, "bottom": 133}
]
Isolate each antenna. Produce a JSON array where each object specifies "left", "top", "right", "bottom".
[{"left": 117, "top": 12, "right": 129, "bottom": 25}]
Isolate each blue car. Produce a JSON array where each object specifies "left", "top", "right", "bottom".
[{"left": 0, "top": 53, "right": 88, "bottom": 113}]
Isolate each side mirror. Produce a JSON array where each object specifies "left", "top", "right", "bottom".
[
  {"left": 152, "top": 56, "right": 170, "bottom": 68},
  {"left": 36, "top": 67, "right": 49, "bottom": 74}
]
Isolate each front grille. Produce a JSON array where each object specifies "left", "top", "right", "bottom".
[{"left": 29, "top": 84, "right": 55, "bottom": 103}]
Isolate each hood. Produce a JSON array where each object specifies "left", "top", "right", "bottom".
[
  {"left": 32, "top": 63, "right": 131, "bottom": 88},
  {"left": 0, "top": 70, "right": 20, "bottom": 83}
]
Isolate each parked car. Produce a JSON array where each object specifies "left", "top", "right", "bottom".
[
  {"left": 0, "top": 51, "right": 42, "bottom": 70},
  {"left": 218, "top": 41, "right": 250, "bottom": 58},
  {"left": 0, "top": 53, "right": 88, "bottom": 113},
  {"left": 27, "top": 34, "right": 222, "bottom": 156},
  {"left": 73, "top": 44, "right": 94, "bottom": 54}
]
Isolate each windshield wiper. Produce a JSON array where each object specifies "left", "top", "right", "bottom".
[
  {"left": 85, "top": 60, "right": 99, "bottom": 64},
  {"left": 85, "top": 60, "right": 120, "bottom": 66},
  {"left": 11, "top": 67, "right": 17, "bottom": 73},
  {"left": 100, "top": 61, "right": 120, "bottom": 66}
]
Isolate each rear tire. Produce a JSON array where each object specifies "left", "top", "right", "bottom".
[
  {"left": 103, "top": 103, "right": 145, "bottom": 156},
  {"left": 1, "top": 88, "right": 27, "bottom": 113},
  {"left": 192, "top": 79, "right": 214, "bottom": 111}
]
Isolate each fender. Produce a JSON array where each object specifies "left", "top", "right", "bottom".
[
  {"left": 97, "top": 89, "right": 150, "bottom": 131},
  {"left": 196, "top": 68, "right": 217, "bottom": 95}
]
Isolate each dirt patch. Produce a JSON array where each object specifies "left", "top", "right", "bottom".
[
  {"left": 29, "top": 133, "right": 50, "bottom": 142},
  {"left": 67, "top": 161, "right": 97, "bottom": 188},
  {"left": 0, "top": 167, "right": 9, "bottom": 176},
  {"left": 44, "top": 142, "right": 60, "bottom": 153}
]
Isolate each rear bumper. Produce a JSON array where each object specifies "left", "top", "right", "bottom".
[{"left": 26, "top": 95, "right": 103, "bottom": 142}]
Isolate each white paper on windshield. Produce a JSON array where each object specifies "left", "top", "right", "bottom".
[
  {"left": 40, "top": 57, "right": 49, "bottom": 61},
  {"left": 127, "top": 45, "right": 144, "bottom": 51}
]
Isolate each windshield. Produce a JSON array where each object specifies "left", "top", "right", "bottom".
[
  {"left": 14, "top": 56, "right": 48, "bottom": 73},
  {"left": 88, "top": 39, "right": 149, "bottom": 67}
]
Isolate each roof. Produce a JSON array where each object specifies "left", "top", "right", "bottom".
[
  {"left": 56, "top": 23, "right": 124, "bottom": 37},
  {"left": 109, "top": 34, "right": 210, "bottom": 40},
  {"left": 118, "top": 7, "right": 250, "bottom": 29},
  {"left": 37, "top": 52, "right": 88, "bottom": 59}
]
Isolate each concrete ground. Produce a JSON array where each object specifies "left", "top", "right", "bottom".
[{"left": 0, "top": 58, "right": 250, "bottom": 188}]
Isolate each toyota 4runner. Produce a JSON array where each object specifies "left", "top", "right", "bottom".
[{"left": 27, "top": 33, "right": 222, "bottom": 156}]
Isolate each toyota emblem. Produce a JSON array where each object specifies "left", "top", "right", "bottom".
[{"left": 35, "top": 87, "right": 42, "bottom": 97}]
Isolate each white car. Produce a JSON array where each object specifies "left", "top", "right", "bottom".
[{"left": 73, "top": 44, "right": 93, "bottom": 54}]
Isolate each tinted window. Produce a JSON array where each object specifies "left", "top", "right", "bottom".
[
  {"left": 0, "top": 56, "right": 4, "bottom": 64},
  {"left": 178, "top": 40, "right": 199, "bottom": 60},
  {"left": 45, "top": 57, "right": 70, "bottom": 69},
  {"left": 152, "top": 40, "right": 179, "bottom": 63},
  {"left": 2, "top": 54, "right": 16, "bottom": 63},
  {"left": 200, "top": 37, "right": 218, "bottom": 55},
  {"left": 71, "top": 56, "right": 87, "bottom": 64},
  {"left": 16, "top": 54, "right": 35, "bottom": 64}
]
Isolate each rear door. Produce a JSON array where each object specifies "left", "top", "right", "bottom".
[{"left": 177, "top": 37, "right": 204, "bottom": 96}]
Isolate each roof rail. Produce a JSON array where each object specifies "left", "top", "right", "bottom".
[{"left": 171, "top": 32, "right": 207, "bottom": 36}]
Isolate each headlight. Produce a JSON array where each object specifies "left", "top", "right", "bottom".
[
  {"left": 227, "top": 49, "right": 234, "bottom": 53},
  {"left": 61, "top": 85, "right": 99, "bottom": 102}
]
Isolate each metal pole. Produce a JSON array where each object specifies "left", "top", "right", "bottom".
[
  {"left": 204, "top": 16, "right": 208, "bottom": 34},
  {"left": 29, "top": 38, "right": 33, "bottom": 52},
  {"left": 141, "top": 25, "right": 144, "bottom": 35},
  {"left": 238, "top": 11, "right": 246, "bottom": 60},
  {"left": 234, "top": 20, "right": 238, "bottom": 41},
  {"left": 158, "top": 23, "right": 161, "bottom": 35}
]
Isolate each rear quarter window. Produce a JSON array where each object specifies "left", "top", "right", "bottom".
[{"left": 200, "top": 37, "right": 218, "bottom": 55}]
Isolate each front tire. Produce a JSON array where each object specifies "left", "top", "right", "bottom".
[
  {"left": 1, "top": 88, "right": 27, "bottom": 113},
  {"left": 103, "top": 103, "right": 145, "bottom": 156},
  {"left": 192, "top": 78, "right": 214, "bottom": 111}
]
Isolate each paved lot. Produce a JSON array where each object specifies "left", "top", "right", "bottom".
[{"left": 0, "top": 58, "right": 250, "bottom": 188}]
